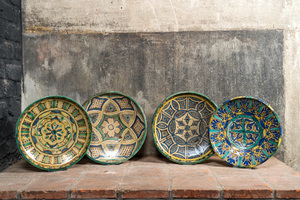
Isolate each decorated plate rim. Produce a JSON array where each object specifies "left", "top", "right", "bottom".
[
  {"left": 82, "top": 91, "right": 147, "bottom": 165},
  {"left": 15, "top": 95, "right": 92, "bottom": 171},
  {"left": 209, "top": 96, "right": 282, "bottom": 168},
  {"left": 151, "top": 91, "right": 217, "bottom": 164}
]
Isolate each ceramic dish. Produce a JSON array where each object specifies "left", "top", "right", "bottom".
[
  {"left": 209, "top": 96, "right": 282, "bottom": 168},
  {"left": 16, "top": 96, "right": 92, "bottom": 171},
  {"left": 152, "top": 92, "right": 217, "bottom": 164},
  {"left": 83, "top": 92, "right": 147, "bottom": 164}
]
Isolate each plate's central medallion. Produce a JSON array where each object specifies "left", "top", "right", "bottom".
[
  {"left": 37, "top": 113, "right": 73, "bottom": 152},
  {"left": 228, "top": 116, "right": 261, "bottom": 149},
  {"left": 83, "top": 92, "right": 147, "bottom": 164},
  {"left": 99, "top": 115, "right": 125, "bottom": 139},
  {"left": 174, "top": 112, "right": 199, "bottom": 141},
  {"left": 152, "top": 92, "right": 217, "bottom": 164}
]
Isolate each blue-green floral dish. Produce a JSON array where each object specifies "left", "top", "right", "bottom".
[{"left": 209, "top": 96, "right": 282, "bottom": 168}]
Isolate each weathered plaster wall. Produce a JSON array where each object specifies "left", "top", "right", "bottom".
[
  {"left": 22, "top": 0, "right": 300, "bottom": 169},
  {"left": 23, "top": 31, "right": 284, "bottom": 158},
  {"left": 23, "top": 0, "right": 286, "bottom": 32}
]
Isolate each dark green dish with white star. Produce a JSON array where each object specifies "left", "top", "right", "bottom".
[
  {"left": 152, "top": 92, "right": 217, "bottom": 164},
  {"left": 83, "top": 92, "right": 147, "bottom": 164}
]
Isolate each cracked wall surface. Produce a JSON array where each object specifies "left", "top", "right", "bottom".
[
  {"left": 23, "top": 31, "right": 284, "bottom": 158},
  {"left": 22, "top": 0, "right": 300, "bottom": 170}
]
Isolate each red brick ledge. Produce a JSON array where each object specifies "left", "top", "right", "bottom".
[
  {"left": 1, "top": 181, "right": 300, "bottom": 199},
  {"left": 3, "top": 181, "right": 300, "bottom": 199},
  {"left": 0, "top": 156, "right": 300, "bottom": 199},
  {"left": 3, "top": 188, "right": 300, "bottom": 199}
]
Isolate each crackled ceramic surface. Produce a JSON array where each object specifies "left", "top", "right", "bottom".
[
  {"left": 16, "top": 96, "right": 92, "bottom": 171},
  {"left": 152, "top": 92, "right": 217, "bottom": 164},
  {"left": 83, "top": 92, "right": 146, "bottom": 164},
  {"left": 209, "top": 96, "right": 282, "bottom": 168}
]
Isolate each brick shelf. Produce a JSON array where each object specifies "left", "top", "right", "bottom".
[{"left": 0, "top": 155, "right": 299, "bottom": 199}]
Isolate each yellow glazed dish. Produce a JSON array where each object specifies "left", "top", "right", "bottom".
[{"left": 16, "top": 96, "right": 92, "bottom": 171}]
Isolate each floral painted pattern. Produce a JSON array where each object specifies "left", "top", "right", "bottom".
[
  {"left": 100, "top": 117, "right": 124, "bottom": 138},
  {"left": 41, "top": 119, "right": 68, "bottom": 146}
]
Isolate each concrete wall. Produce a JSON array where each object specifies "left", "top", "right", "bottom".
[
  {"left": 283, "top": 1, "right": 300, "bottom": 170},
  {"left": 0, "top": 0, "right": 22, "bottom": 171},
  {"left": 22, "top": 0, "right": 300, "bottom": 170}
]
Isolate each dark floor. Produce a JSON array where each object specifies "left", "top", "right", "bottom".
[{"left": 0, "top": 155, "right": 299, "bottom": 199}]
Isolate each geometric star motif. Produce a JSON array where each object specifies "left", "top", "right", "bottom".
[{"left": 175, "top": 112, "right": 199, "bottom": 141}]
